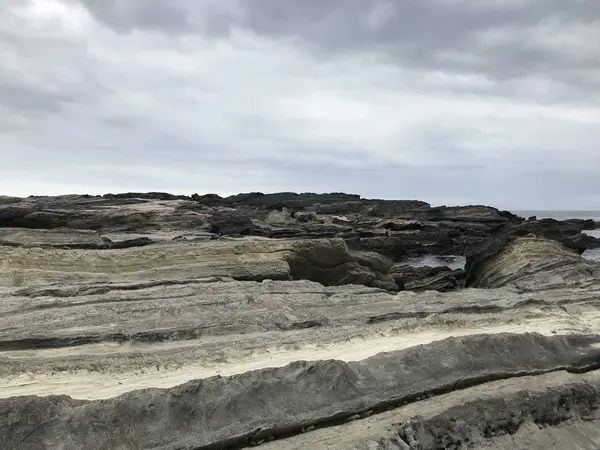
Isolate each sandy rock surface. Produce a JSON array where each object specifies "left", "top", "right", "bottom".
[
  {"left": 0, "top": 237, "right": 395, "bottom": 289},
  {"left": 1, "top": 192, "right": 599, "bottom": 449}
]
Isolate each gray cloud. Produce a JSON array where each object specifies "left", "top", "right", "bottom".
[
  {"left": 77, "top": 0, "right": 600, "bottom": 97},
  {"left": 0, "top": 0, "right": 599, "bottom": 209}
]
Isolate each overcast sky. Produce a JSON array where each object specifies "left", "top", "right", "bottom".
[{"left": 1, "top": 0, "right": 599, "bottom": 209}]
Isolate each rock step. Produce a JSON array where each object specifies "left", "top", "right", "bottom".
[{"left": 1, "top": 332, "right": 599, "bottom": 449}]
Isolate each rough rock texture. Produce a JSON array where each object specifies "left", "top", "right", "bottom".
[
  {"left": 257, "top": 369, "right": 600, "bottom": 449},
  {"left": 1, "top": 192, "right": 600, "bottom": 449},
  {"left": 0, "top": 227, "right": 106, "bottom": 247},
  {"left": 405, "top": 269, "right": 465, "bottom": 292},
  {"left": 504, "top": 218, "right": 600, "bottom": 252},
  {"left": 0, "top": 237, "right": 396, "bottom": 290},
  {"left": 467, "top": 237, "right": 600, "bottom": 291},
  {"left": 0, "top": 193, "right": 521, "bottom": 260},
  {"left": 388, "top": 378, "right": 600, "bottom": 450},
  {"left": 1, "top": 333, "right": 599, "bottom": 450},
  {"left": 3, "top": 193, "right": 598, "bottom": 288},
  {"left": 4, "top": 274, "right": 600, "bottom": 401},
  {"left": 391, "top": 265, "right": 466, "bottom": 292},
  {"left": 3, "top": 192, "right": 599, "bottom": 295},
  {"left": 0, "top": 227, "right": 154, "bottom": 250},
  {"left": 465, "top": 222, "right": 600, "bottom": 287},
  {"left": 2, "top": 191, "right": 596, "bottom": 294}
]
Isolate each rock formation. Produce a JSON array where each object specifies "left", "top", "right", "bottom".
[
  {"left": 0, "top": 192, "right": 599, "bottom": 449},
  {"left": 467, "top": 236, "right": 600, "bottom": 291},
  {"left": 0, "top": 237, "right": 396, "bottom": 290},
  {"left": 0, "top": 194, "right": 518, "bottom": 255},
  {"left": 2, "top": 333, "right": 599, "bottom": 449},
  {"left": 3, "top": 192, "right": 598, "bottom": 292},
  {"left": 391, "top": 265, "right": 466, "bottom": 292}
]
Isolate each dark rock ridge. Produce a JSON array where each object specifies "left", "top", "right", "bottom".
[
  {"left": 1, "top": 333, "right": 599, "bottom": 450},
  {"left": 499, "top": 218, "right": 599, "bottom": 252},
  {"left": 0, "top": 192, "right": 524, "bottom": 255},
  {"left": 384, "top": 378, "right": 600, "bottom": 449},
  {"left": 0, "top": 227, "right": 154, "bottom": 250},
  {"left": 391, "top": 265, "right": 466, "bottom": 292}
]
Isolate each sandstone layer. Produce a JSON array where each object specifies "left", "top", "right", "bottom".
[{"left": 467, "top": 236, "right": 600, "bottom": 291}]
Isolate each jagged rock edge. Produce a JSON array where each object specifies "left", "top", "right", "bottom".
[
  {"left": 3, "top": 333, "right": 600, "bottom": 449},
  {"left": 388, "top": 379, "right": 600, "bottom": 449}
]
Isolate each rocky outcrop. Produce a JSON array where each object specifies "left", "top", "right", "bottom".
[
  {"left": 2, "top": 192, "right": 600, "bottom": 449},
  {"left": 0, "top": 237, "right": 396, "bottom": 290},
  {"left": 0, "top": 195, "right": 21, "bottom": 205},
  {"left": 391, "top": 265, "right": 465, "bottom": 292},
  {"left": 0, "top": 227, "right": 154, "bottom": 249},
  {"left": 0, "top": 199, "right": 212, "bottom": 232},
  {"left": 464, "top": 217, "right": 600, "bottom": 265},
  {"left": 375, "top": 374, "right": 600, "bottom": 450},
  {"left": 0, "top": 193, "right": 522, "bottom": 260},
  {"left": 0, "top": 227, "right": 106, "bottom": 247},
  {"left": 466, "top": 237, "right": 600, "bottom": 291},
  {"left": 2, "top": 333, "right": 599, "bottom": 450},
  {"left": 3, "top": 192, "right": 598, "bottom": 263},
  {"left": 405, "top": 268, "right": 465, "bottom": 292}
]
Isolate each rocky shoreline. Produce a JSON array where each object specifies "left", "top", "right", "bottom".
[
  {"left": 1, "top": 192, "right": 599, "bottom": 449},
  {"left": 2, "top": 192, "right": 599, "bottom": 292}
]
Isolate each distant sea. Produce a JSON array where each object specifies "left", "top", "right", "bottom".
[{"left": 513, "top": 211, "right": 600, "bottom": 262}]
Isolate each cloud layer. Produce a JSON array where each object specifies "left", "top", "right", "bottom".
[{"left": 1, "top": 0, "right": 599, "bottom": 209}]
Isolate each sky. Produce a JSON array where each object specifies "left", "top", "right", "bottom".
[{"left": 1, "top": 0, "right": 599, "bottom": 209}]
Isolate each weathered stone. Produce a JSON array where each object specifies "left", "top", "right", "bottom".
[
  {"left": 467, "top": 236, "right": 600, "bottom": 291},
  {"left": 405, "top": 269, "right": 464, "bottom": 292},
  {"left": 1, "top": 333, "right": 598, "bottom": 450},
  {"left": 2, "top": 193, "right": 598, "bottom": 262},
  {"left": 0, "top": 237, "right": 395, "bottom": 289},
  {"left": 2, "top": 192, "right": 600, "bottom": 449}
]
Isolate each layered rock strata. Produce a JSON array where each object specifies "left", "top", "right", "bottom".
[{"left": 1, "top": 193, "right": 600, "bottom": 449}]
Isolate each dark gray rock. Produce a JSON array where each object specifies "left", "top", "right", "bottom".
[
  {"left": 391, "top": 265, "right": 465, "bottom": 292},
  {"left": 389, "top": 379, "right": 600, "bottom": 449},
  {"left": 103, "top": 192, "right": 191, "bottom": 201},
  {"left": 1, "top": 333, "right": 599, "bottom": 450},
  {"left": 3, "top": 193, "right": 599, "bottom": 267},
  {"left": 405, "top": 269, "right": 464, "bottom": 292}
]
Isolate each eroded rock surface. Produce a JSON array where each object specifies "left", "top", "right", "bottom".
[
  {"left": 2, "top": 333, "right": 599, "bottom": 450},
  {"left": 267, "top": 370, "right": 600, "bottom": 450},
  {"left": 0, "top": 193, "right": 521, "bottom": 260},
  {"left": 1, "top": 192, "right": 600, "bottom": 449},
  {"left": 0, "top": 237, "right": 395, "bottom": 290},
  {"left": 391, "top": 265, "right": 466, "bottom": 292},
  {"left": 388, "top": 378, "right": 600, "bottom": 450},
  {"left": 467, "top": 237, "right": 600, "bottom": 291}
]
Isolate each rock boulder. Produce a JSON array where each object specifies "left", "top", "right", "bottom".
[{"left": 466, "top": 236, "right": 600, "bottom": 291}]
